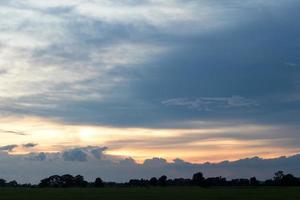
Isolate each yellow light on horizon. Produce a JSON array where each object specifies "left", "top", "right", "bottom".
[{"left": 0, "top": 115, "right": 297, "bottom": 163}]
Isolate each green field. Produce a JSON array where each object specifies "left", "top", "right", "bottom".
[{"left": 0, "top": 187, "right": 299, "bottom": 200}]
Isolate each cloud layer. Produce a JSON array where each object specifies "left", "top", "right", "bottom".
[
  {"left": 0, "top": 0, "right": 300, "bottom": 169},
  {"left": 0, "top": 146, "right": 300, "bottom": 184},
  {"left": 0, "top": 0, "right": 299, "bottom": 127},
  {"left": 162, "top": 96, "right": 259, "bottom": 111}
]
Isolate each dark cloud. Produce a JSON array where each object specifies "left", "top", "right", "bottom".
[
  {"left": 0, "top": 0, "right": 298, "bottom": 131},
  {"left": 62, "top": 146, "right": 108, "bottom": 162},
  {"left": 0, "top": 144, "right": 18, "bottom": 152},
  {"left": 0, "top": 143, "right": 38, "bottom": 152},
  {"left": 91, "top": 147, "right": 108, "bottom": 160},
  {"left": 35, "top": 152, "right": 46, "bottom": 161},
  {"left": 62, "top": 149, "right": 87, "bottom": 162},
  {"left": 22, "top": 143, "right": 38, "bottom": 148},
  {"left": 162, "top": 96, "right": 259, "bottom": 111}
]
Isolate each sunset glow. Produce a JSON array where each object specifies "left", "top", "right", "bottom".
[{"left": 0, "top": 116, "right": 298, "bottom": 163}]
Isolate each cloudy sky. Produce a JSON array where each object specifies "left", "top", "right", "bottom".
[{"left": 0, "top": 0, "right": 300, "bottom": 179}]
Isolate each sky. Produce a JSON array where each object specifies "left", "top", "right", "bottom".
[{"left": 0, "top": 0, "right": 300, "bottom": 182}]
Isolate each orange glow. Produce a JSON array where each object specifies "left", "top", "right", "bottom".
[{"left": 0, "top": 116, "right": 297, "bottom": 163}]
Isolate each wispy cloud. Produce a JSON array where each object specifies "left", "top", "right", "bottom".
[
  {"left": 162, "top": 96, "right": 259, "bottom": 111},
  {"left": 0, "top": 129, "right": 28, "bottom": 136},
  {"left": 0, "top": 143, "right": 38, "bottom": 152}
]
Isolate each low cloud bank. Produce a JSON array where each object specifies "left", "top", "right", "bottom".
[{"left": 0, "top": 146, "right": 299, "bottom": 184}]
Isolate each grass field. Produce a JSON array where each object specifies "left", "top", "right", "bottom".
[{"left": 0, "top": 187, "right": 299, "bottom": 200}]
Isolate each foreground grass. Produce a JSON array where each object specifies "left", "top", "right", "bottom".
[{"left": 0, "top": 187, "right": 300, "bottom": 200}]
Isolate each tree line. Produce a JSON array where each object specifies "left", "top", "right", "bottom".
[{"left": 0, "top": 171, "right": 300, "bottom": 188}]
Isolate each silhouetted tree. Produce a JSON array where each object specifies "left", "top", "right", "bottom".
[
  {"left": 7, "top": 180, "right": 18, "bottom": 187},
  {"left": 39, "top": 175, "right": 62, "bottom": 187},
  {"left": 31, "top": 170, "right": 300, "bottom": 188},
  {"left": 20, "top": 183, "right": 32, "bottom": 188},
  {"left": 205, "top": 177, "right": 227, "bottom": 186},
  {"left": 61, "top": 174, "right": 76, "bottom": 187},
  {"left": 230, "top": 179, "right": 250, "bottom": 186},
  {"left": 0, "top": 179, "right": 6, "bottom": 187},
  {"left": 128, "top": 179, "right": 139, "bottom": 186},
  {"left": 264, "top": 179, "right": 274, "bottom": 186},
  {"left": 192, "top": 172, "right": 205, "bottom": 186},
  {"left": 250, "top": 177, "right": 259, "bottom": 186},
  {"left": 38, "top": 174, "right": 88, "bottom": 188},
  {"left": 94, "top": 177, "right": 104, "bottom": 187},
  {"left": 169, "top": 178, "right": 192, "bottom": 186},
  {"left": 128, "top": 179, "right": 148, "bottom": 187},
  {"left": 158, "top": 175, "right": 167, "bottom": 186},
  {"left": 149, "top": 177, "right": 158, "bottom": 186},
  {"left": 281, "top": 174, "right": 299, "bottom": 186},
  {"left": 75, "top": 175, "right": 88, "bottom": 187},
  {"left": 274, "top": 171, "right": 284, "bottom": 182}
]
